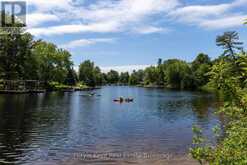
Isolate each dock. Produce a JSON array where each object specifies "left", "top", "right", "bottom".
[
  {"left": 0, "top": 80, "right": 45, "bottom": 94},
  {"left": 0, "top": 90, "right": 45, "bottom": 94}
]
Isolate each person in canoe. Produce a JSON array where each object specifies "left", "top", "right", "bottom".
[
  {"left": 114, "top": 97, "right": 134, "bottom": 103},
  {"left": 125, "top": 98, "right": 134, "bottom": 102},
  {"left": 80, "top": 93, "right": 97, "bottom": 97},
  {"left": 114, "top": 97, "right": 124, "bottom": 103}
]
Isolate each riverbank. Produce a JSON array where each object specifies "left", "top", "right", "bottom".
[
  {"left": 47, "top": 83, "right": 100, "bottom": 92},
  {"left": 33, "top": 155, "right": 199, "bottom": 165},
  {"left": 0, "top": 80, "right": 100, "bottom": 94}
]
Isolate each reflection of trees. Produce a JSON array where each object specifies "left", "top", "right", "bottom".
[
  {"left": 191, "top": 94, "right": 216, "bottom": 119},
  {"left": 149, "top": 92, "right": 220, "bottom": 128},
  {"left": 191, "top": 93, "right": 224, "bottom": 128},
  {"left": 0, "top": 92, "right": 71, "bottom": 163},
  {"left": 0, "top": 94, "right": 36, "bottom": 163}
]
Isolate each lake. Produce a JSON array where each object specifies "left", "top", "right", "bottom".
[{"left": 0, "top": 86, "right": 221, "bottom": 165}]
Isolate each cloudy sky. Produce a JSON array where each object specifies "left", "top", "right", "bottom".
[{"left": 6, "top": 0, "right": 247, "bottom": 72}]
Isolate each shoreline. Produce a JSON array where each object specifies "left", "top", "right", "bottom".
[{"left": 33, "top": 154, "right": 199, "bottom": 165}]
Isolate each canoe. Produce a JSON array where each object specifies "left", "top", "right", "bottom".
[{"left": 125, "top": 99, "right": 134, "bottom": 102}]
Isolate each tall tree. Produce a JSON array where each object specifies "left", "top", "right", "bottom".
[
  {"left": 107, "top": 70, "right": 119, "bottom": 84},
  {"left": 144, "top": 66, "right": 158, "bottom": 85},
  {"left": 65, "top": 68, "right": 78, "bottom": 86},
  {"left": 0, "top": 23, "right": 34, "bottom": 79},
  {"left": 191, "top": 53, "right": 211, "bottom": 71},
  {"left": 157, "top": 58, "right": 162, "bottom": 66},
  {"left": 164, "top": 59, "right": 193, "bottom": 89},
  {"left": 216, "top": 31, "right": 243, "bottom": 59},
  {"left": 129, "top": 70, "right": 144, "bottom": 85},
  {"left": 192, "top": 53, "right": 211, "bottom": 87},
  {"left": 157, "top": 58, "right": 164, "bottom": 85},
  {"left": 94, "top": 66, "right": 104, "bottom": 85},
  {"left": 119, "top": 72, "right": 130, "bottom": 84},
  {"left": 79, "top": 60, "right": 96, "bottom": 86},
  {"left": 33, "top": 41, "right": 73, "bottom": 83}
]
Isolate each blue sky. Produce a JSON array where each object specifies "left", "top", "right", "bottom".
[{"left": 14, "top": 0, "right": 247, "bottom": 72}]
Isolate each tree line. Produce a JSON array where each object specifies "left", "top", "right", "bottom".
[
  {"left": 0, "top": 20, "right": 246, "bottom": 92},
  {"left": 79, "top": 31, "right": 245, "bottom": 90}
]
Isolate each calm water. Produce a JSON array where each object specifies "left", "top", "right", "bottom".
[{"left": 0, "top": 86, "right": 221, "bottom": 164}]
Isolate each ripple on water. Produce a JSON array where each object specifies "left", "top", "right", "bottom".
[{"left": 0, "top": 87, "right": 220, "bottom": 164}]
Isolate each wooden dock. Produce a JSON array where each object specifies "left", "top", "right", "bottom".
[
  {"left": 0, "top": 80, "right": 45, "bottom": 94},
  {"left": 0, "top": 90, "right": 45, "bottom": 94}
]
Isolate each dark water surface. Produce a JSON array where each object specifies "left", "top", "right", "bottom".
[{"left": 0, "top": 86, "right": 221, "bottom": 164}]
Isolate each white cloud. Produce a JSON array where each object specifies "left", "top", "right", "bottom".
[
  {"left": 81, "top": 0, "right": 179, "bottom": 23},
  {"left": 199, "top": 14, "right": 247, "bottom": 29},
  {"left": 60, "top": 38, "right": 116, "bottom": 49},
  {"left": 169, "top": 4, "right": 230, "bottom": 22},
  {"left": 100, "top": 64, "right": 151, "bottom": 73},
  {"left": 169, "top": 0, "right": 247, "bottom": 29},
  {"left": 133, "top": 26, "right": 168, "bottom": 34},
  {"left": 28, "top": 21, "right": 121, "bottom": 36},
  {"left": 26, "top": 0, "right": 180, "bottom": 36},
  {"left": 73, "top": 64, "right": 151, "bottom": 73},
  {"left": 27, "top": 13, "right": 60, "bottom": 27},
  {"left": 22, "top": 0, "right": 247, "bottom": 35},
  {"left": 27, "top": 0, "right": 71, "bottom": 11}
]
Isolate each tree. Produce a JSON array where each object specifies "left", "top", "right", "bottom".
[
  {"left": 192, "top": 53, "right": 211, "bottom": 70},
  {"left": 0, "top": 22, "right": 34, "bottom": 79},
  {"left": 107, "top": 70, "right": 119, "bottom": 84},
  {"left": 33, "top": 41, "right": 73, "bottom": 83},
  {"left": 194, "top": 64, "right": 211, "bottom": 87},
  {"left": 94, "top": 66, "right": 104, "bottom": 85},
  {"left": 163, "top": 59, "right": 193, "bottom": 89},
  {"left": 101, "top": 73, "right": 108, "bottom": 84},
  {"left": 157, "top": 58, "right": 162, "bottom": 66},
  {"left": 191, "top": 56, "right": 247, "bottom": 164},
  {"left": 129, "top": 70, "right": 144, "bottom": 85},
  {"left": 119, "top": 72, "right": 129, "bottom": 84},
  {"left": 79, "top": 60, "right": 97, "bottom": 86},
  {"left": 144, "top": 66, "right": 158, "bottom": 85},
  {"left": 157, "top": 58, "right": 165, "bottom": 85},
  {"left": 216, "top": 31, "right": 243, "bottom": 59},
  {"left": 65, "top": 68, "right": 78, "bottom": 86},
  {"left": 191, "top": 25, "right": 247, "bottom": 164},
  {"left": 192, "top": 53, "right": 211, "bottom": 87}
]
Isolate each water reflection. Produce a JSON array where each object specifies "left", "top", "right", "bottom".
[{"left": 0, "top": 86, "right": 221, "bottom": 164}]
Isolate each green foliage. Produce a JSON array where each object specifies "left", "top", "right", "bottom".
[
  {"left": 163, "top": 59, "right": 194, "bottom": 89},
  {"left": 106, "top": 70, "right": 119, "bottom": 84},
  {"left": 33, "top": 41, "right": 73, "bottom": 83},
  {"left": 194, "top": 64, "right": 211, "bottom": 86},
  {"left": 79, "top": 60, "right": 104, "bottom": 87},
  {"left": 192, "top": 53, "right": 211, "bottom": 87},
  {"left": 65, "top": 68, "right": 78, "bottom": 86},
  {"left": 0, "top": 22, "right": 74, "bottom": 85},
  {"left": 119, "top": 72, "right": 130, "bottom": 84},
  {"left": 216, "top": 31, "right": 243, "bottom": 59},
  {"left": 0, "top": 26, "right": 34, "bottom": 79},
  {"left": 129, "top": 70, "right": 144, "bottom": 85},
  {"left": 192, "top": 53, "right": 211, "bottom": 70},
  {"left": 47, "top": 82, "right": 72, "bottom": 91},
  {"left": 76, "top": 82, "right": 88, "bottom": 89},
  {"left": 0, "top": 80, "right": 3, "bottom": 90},
  {"left": 191, "top": 49, "right": 247, "bottom": 164},
  {"left": 144, "top": 66, "right": 158, "bottom": 85},
  {"left": 124, "top": 57, "right": 212, "bottom": 89},
  {"left": 0, "top": 23, "right": 214, "bottom": 90}
]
